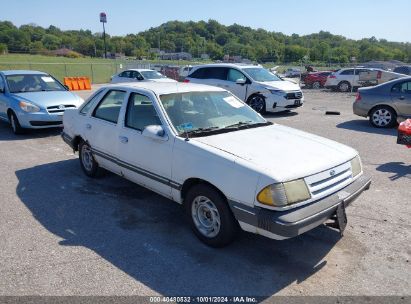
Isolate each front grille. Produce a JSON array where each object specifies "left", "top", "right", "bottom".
[
  {"left": 285, "top": 91, "right": 303, "bottom": 100},
  {"left": 47, "top": 105, "right": 76, "bottom": 114},
  {"left": 305, "top": 162, "right": 353, "bottom": 199}
]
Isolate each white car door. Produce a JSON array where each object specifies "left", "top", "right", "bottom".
[
  {"left": 84, "top": 89, "right": 128, "bottom": 175},
  {"left": 117, "top": 91, "right": 174, "bottom": 198},
  {"left": 226, "top": 68, "right": 249, "bottom": 101}
]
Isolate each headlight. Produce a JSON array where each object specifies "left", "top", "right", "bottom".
[
  {"left": 257, "top": 179, "right": 311, "bottom": 207},
  {"left": 351, "top": 155, "right": 362, "bottom": 177},
  {"left": 19, "top": 101, "right": 40, "bottom": 113},
  {"left": 267, "top": 88, "right": 285, "bottom": 95}
]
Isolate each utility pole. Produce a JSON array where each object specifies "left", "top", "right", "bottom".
[{"left": 100, "top": 12, "right": 107, "bottom": 59}]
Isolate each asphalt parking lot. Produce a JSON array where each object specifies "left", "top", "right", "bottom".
[{"left": 0, "top": 88, "right": 410, "bottom": 298}]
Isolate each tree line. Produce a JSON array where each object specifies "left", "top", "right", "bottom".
[{"left": 0, "top": 19, "right": 410, "bottom": 63}]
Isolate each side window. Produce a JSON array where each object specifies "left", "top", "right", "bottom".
[
  {"left": 93, "top": 90, "right": 126, "bottom": 123},
  {"left": 80, "top": 89, "right": 105, "bottom": 115},
  {"left": 189, "top": 68, "right": 205, "bottom": 79},
  {"left": 392, "top": 82, "right": 411, "bottom": 94},
  {"left": 227, "top": 69, "right": 246, "bottom": 82},
  {"left": 125, "top": 93, "right": 161, "bottom": 131},
  {"left": 203, "top": 67, "right": 228, "bottom": 80},
  {"left": 0, "top": 75, "right": 4, "bottom": 91},
  {"left": 340, "top": 69, "right": 354, "bottom": 75},
  {"left": 119, "top": 71, "right": 131, "bottom": 78}
]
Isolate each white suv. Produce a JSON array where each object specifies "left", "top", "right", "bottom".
[{"left": 185, "top": 64, "right": 304, "bottom": 114}]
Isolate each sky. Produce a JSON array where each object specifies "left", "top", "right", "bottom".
[{"left": 1, "top": 0, "right": 410, "bottom": 42}]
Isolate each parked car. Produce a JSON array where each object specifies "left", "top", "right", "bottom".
[
  {"left": 303, "top": 71, "right": 332, "bottom": 89},
  {"left": 353, "top": 76, "right": 411, "bottom": 128},
  {"left": 178, "top": 65, "right": 193, "bottom": 81},
  {"left": 160, "top": 65, "right": 180, "bottom": 81},
  {"left": 325, "top": 68, "right": 405, "bottom": 92},
  {"left": 185, "top": 63, "right": 303, "bottom": 114},
  {"left": 62, "top": 82, "right": 371, "bottom": 247},
  {"left": 393, "top": 65, "right": 411, "bottom": 76},
  {"left": 111, "top": 69, "right": 176, "bottom": 83},
  {"left": 0, "top": 70, "right": 83, "bottom": 134},
  {"left": 284, "top": 67, "right": 302, "bottom": 78}
]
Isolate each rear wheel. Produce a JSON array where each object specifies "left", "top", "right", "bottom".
[
  {"left": 369, "top": 106, "right": 397, "bottom": 128},
  {"left": 79, "top": 140, "right": 101, "bottom": 177},
  {"left": 8, "top": 111, "right": 24, "bottom": 135},
  {"left": 312, "top": 81, "right": 321, "bottom": 89},
  {"left": 247, "top": 95, "right": 266, "bottom": 114},
  {"left": 185, "top": 184, "right": 238, "bottom": 247},
  {"left": 338, "top": 81, "right": 351, "bottom": 92}
]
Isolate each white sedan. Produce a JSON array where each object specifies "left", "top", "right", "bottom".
[
  {"left": 62, "top": 82, "right": 371, "bottom": 247},
  {"left": 110, "top": 69, "right": 176, "bottom": 84}
]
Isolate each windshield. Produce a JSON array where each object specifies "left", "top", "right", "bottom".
[
  {"left": 6, "top": 74, "right": 66, "bottom": 93},
  {"left": 160, "top": 91, "right": 269, "bottom": 137},
  {"left": 243, "top": 68, "right": 282, "bottom": 82},
  {"left": 141, "top": 70, "right": 166, "bottom": 80}
]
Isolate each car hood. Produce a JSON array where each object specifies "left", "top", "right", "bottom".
[
  {"left": 255, "top": 80, "right": 301, "bottom": 91},
  {"left": 193, "top": 124, "right": 357, "bottom": 181},
  {"left": 11, "top": 91, "right": 83, "bottom": 108}
]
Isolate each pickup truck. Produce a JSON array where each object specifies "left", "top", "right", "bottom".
[{"left": 62, "top": 82, "right": 371, "bottom": 247}]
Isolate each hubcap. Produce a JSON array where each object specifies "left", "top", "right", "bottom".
[
  {"left": 340, "top": 83, "right": 349, "bottom": 92},
  {"left": 81, "top": 144, "right": 94, "bottom": 171},
  {"left": 191, "top": 196, "right": 221, "bottom": 238},
  {"left": 249, "top": 96, "right": 264, "bottom": 112},
  {"left": 372, "top": 109, "right": 392, "bottom": 127}
]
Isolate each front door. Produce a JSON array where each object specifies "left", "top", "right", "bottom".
[
  {"left": 117, "top": 92, "right": 174, "bottom": 198},
  {"left": 226, "top": 68, "right": 248, "bottom": 100},
  {"left": 85, "top": 89, "right": 128, "bottom": 175}
]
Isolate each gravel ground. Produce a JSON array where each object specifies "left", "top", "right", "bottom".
[{"left": 0, "top": 88, "right": 410, "bottom": 298}]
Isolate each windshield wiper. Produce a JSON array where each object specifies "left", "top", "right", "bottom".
[
  {"left": 181, "top": 126, "right": 220, "bottom": 139},
  {"left": 223, "top": 121, "right": 273, "bottom": 130},
  {"left": 223, "top": 121, "right": 254, "bottom": 129}
]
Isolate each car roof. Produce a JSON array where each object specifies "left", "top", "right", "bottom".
[
  {"left": 122, "top": 69, "right": 155, "bottom": 72},
  {"left": 101, "top": 82, "right": 226, "bottom": 95},
  {"left": 0, "top": 70, "right": 48, "bottom": 76},
  {"left": 191, "top": 63, "right": 261, "bottom": 70}
]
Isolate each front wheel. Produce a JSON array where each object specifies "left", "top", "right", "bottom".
[
  {"left": 79, "top": 140, "right": 101, "bottom": 177},
  {"left": 338, "top": 81, "right": 351, "bottom": 92},
  {"left": 9, "top": 111, "right": 25, "bottom": 135},
  {"left": 369, "top": 106, "right": 397, "bottom": 128},
  {"left": 185, "top": 184, "right": 238, "bottom": 247},
  {"left": 247, "top": 95, "right": 266, "bottom": 114}
]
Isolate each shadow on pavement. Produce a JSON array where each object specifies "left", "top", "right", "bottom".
[
  {"left": 15, "top": 160, "right": 342, "bottom": 297},
  {"left": 0, "top": 120, "right": 61, "bottom": 141},
  {"left": 263, "top": 111, "right": 299, "bottom": 119},
  {"left": 376, "top": 162, "right": 411, "bottom": 181},
  {"left": 336, "top": 120, "right": 397, "bottom": 136}
]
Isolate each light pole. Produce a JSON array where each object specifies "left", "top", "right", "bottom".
[{"left": 100, "top": 12, "right": 107, "bottom": 59}]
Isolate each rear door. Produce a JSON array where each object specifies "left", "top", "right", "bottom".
[
  {"left": 84, "top": 89, "right": 128, "bottom": 174},
  {"left": 391, "top": 81, "right": 411, "bottom": 117}
]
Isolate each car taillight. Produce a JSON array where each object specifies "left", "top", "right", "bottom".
[
  {"left": 183, "top": 79, "right": 190, "bottom": 83},
  {"left": 355, "top": 92, "right": 362, "bottom": 102},
  {"left": 377, "top": 71, "right": 382, "bottom": 79},
  {"left": 329, "top": 75, "right": 336, "bottom": 79}
]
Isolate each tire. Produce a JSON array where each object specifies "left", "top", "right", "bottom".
[
  {"left": 185, "top": 184, "right": 238, "bottom": 247},
  {"left": 79, "top": 140, "right": 101, "bottom": 177},
  {"left": 8, "top": 111, "right": 24, "bottom": 135},
  {"left": 338, "top": 81, "right": 351, "bottom": 92},
  {"left": 369, "top": 106, "right": 397, "bottom": 128},
  {"left": 247, "top": 94, "right": 266, "bottom": 114},
  {"left": 312, "top": 81, "right": 321, "bottom": 89}
]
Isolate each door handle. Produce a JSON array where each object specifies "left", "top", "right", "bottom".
[
  {"left": 119, "top": 136, "right": 128, "bottom": 143},
  {"left": 85, "top": 123, "right": 92, "bottom": 130}
]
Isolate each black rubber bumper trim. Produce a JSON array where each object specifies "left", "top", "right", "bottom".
[
  {"left": 229, "top": 174, "right": 371, "bottom": 238},
  {"left": 61, "top": 132, "right": 75, "bottom": 150}
]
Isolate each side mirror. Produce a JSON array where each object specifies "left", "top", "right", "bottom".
[
  {"left": 0, "top": 87, "right": 4, "bottom": 94},
  {"left": 236, "top": 78, "right": 246, "bottom": 85},
  {"left": 63, "top": 85, "right": 70, "bottom": 91},
  {"left": 142, "top": 125, "right": 168, "bottom": 141}
]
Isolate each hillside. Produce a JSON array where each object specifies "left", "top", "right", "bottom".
[{"left": 0, "top": 19, "right": 410, "bottom": 63}]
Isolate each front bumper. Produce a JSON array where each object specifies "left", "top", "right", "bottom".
[
  {"left": 61, "top": 132, "right": 77, "bottom": 151},
  {"left": 229, "top": 174, "right": 371, "bottom": 239},
  {"left": 17, "top": 111, "right": 63, "bottom": 129},
  {"left": 264, "top": 94, "right": 304, "bottom": 113}
]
